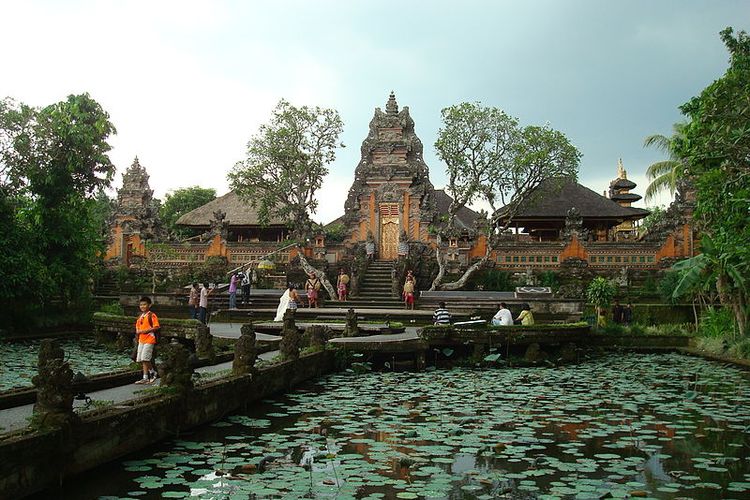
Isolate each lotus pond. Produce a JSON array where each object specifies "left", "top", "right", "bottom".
[
  {"left": 0, "top": 338, "right": 132, "bottom": 391},
  {"left": 61, "top": 353, "right": 750, "bottom": 499}
]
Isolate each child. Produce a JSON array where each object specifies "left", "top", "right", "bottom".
[{"left": 135, "top": 296, "right": 160, "bottom": 384}]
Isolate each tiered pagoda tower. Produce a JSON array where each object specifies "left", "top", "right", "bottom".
[
  {"left": 343, "top": 92, "right": 436, "bottom": 259},
  {"left": 608, "top": 159, "right": 642, "bottom": 239}
]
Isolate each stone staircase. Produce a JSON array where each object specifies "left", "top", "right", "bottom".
[{"left": 343, "top": 260, "right": 403, "bottom": 309}]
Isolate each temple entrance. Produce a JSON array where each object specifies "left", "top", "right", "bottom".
[{"left": 379, "top": 203, "right": 399, "bottom": 260}]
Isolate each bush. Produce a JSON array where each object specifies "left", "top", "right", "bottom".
[
  {"left": 698, "top": 308, "right": 735, "bottom": 338},
  {"left": 658, "top": 271, "right": 681, "bottom": 304},
  {"left": 99, "top": 301, "right": 125, "bottom": 316},
  {"left": 538, "top": 271, "right": 560, "bottom": 290},
  {"left": 478, "top": 269, "right": 516, "bottom": 291}
]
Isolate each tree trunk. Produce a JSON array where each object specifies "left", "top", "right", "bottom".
[
  {"left": 428, "top": 234, "right": 447, "bottom": 291},
  {"left": 296, "top": 248, "right": 338, "bottom": 302}
]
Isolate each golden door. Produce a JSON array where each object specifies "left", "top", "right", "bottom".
[{"left": 379, "top": 203, "right": 400, "bottom": 260}]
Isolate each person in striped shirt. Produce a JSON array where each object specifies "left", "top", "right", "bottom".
[{"left": 433, "top": 302, "right": 452, "bottom": 325}]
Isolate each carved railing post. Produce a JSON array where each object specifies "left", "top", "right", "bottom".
[
  {"left": 279, "top": 310, "right": 301, "bottom": 361},
  {"left": 195, "top": 323, "right": 215, "bottom": 361},
  {"left": 157, "top": 340, "right": 193, "bottom": 393},
  {"left": 32, "top": 340, "right": 77, "bottom": 427},
  {"left": 233, "top": 324, "right": 258, "bottom": 375},
  {"left": 344, "top": 308, "right": 359, "bottom": 337},
  {"left": 304, "top": 325, "right": 330, "bottom": 352}
]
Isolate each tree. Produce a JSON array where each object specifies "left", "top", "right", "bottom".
[
  {"left": 673, "top": 27, "right": 750, "bottom": 336},
  {"left": 228, "top": 99, "right": 344, "bottom": 239},
  {"left": 160, "top": 186, "right": 216, "bottom": 238},
  {"left": 430, "top": 102, "right": 581, "bottom": 290},
  {"left": 642, "top": 123, "right": 688, "bottom": 203},
  {"left": 0, "top": 93, "right": 116, "bottom": 329},
  {"left": 639, "top": 205, "right": 666, "bottom": 235},
  {"left": 586, "top": 277, "right": 616, "bottom": 329}
]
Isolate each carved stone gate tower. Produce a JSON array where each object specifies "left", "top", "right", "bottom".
[{"left": 343, "top": 93, "right": 436, "bottom": 259}]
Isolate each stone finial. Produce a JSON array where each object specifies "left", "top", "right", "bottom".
[
  {"left": 617, "top": 158, "right": 627, "bottom": 179},
  {"left": 32, "top": 339, "right": 77, "bottom": 427},
  {"left": 233, "top": 324, "right": 258, "bottom": 375},
  {"left": 386, "top": 91, "right": 399, "bottom": 115}
]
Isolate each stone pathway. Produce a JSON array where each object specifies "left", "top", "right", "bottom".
[{"left": 0, "top": 349, "right": 279, "bottom": 435}]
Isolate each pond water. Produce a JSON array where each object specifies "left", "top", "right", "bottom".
[
  {"left": 56, "top": 353, "right": 750, "bottom": 499},
  {"left": 0, "top": 338, "right": 132, "bottom": 391}
]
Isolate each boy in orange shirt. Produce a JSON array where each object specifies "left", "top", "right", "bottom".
[{"left": 135, "top": 296, "right": 160, "bottom": 384}]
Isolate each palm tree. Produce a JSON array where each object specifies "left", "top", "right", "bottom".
[{"left": 642, "top": 123, "right": 687, "bottom": 203}]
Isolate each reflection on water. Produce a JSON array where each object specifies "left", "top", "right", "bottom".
[{"left": 50, "top": 353, "right": 750, "bottom": 499}]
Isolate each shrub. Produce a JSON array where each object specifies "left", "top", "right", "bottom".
[
  {"left": 99, "top": 301, "right": 125, "bottom": 316},
  {"left": 698, "top": 308, "right": 735, "bottom": 338}
]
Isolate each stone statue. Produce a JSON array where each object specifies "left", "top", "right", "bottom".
[
  {"left": 344, "top": 308, "right": 359, "bottom": 337},
  {"left": 304, "top": 325, "right": 330, "bottom": 351},
  {"left": 32, "top": 340, "right": 76, "bottom": 427},
  {"left": 397, "top": 230, "right": 409, "bottom": 257},
  {"left": 208, "top": 209, "right": 229, "bottom": 240},
  {"left": 233, "top": 324, "right": 258, "bottom": 375},
  {"left": 280, "top": 311, "right": 301, "bottom": 361},
  {"left": 157, "top": 340, "right": 194, "bottom": 393},
  {"left": 561, "top": 207, "right": 589, "bottom": 241}
]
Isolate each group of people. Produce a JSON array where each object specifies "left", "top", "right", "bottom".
[
  {"left": 187, "top": 282, "right": 214, "bottom": 324},
  {"left": 611, "top": 300, "right": 633, "bottom": 325},
  {"left": 491, "top": 302, "right": 534, "bottom": 326}
]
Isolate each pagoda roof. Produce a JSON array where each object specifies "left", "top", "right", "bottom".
[
  {"left": 610, "top": 192, "right": 642, "bottom": 203},
  {"left": 498, "top": 178, "right": 649, "bottom": 221},
  {"left": 610, "top": 177, "right": 637, "bottom": 190},
  {"left": 176, "top": 191, "right": 287, "bottom": 227}
]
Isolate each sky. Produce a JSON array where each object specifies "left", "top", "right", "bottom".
[{"left": 1, "top": 0, "right": 747, "bottom": 224}]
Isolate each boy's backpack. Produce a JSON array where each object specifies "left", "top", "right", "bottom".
[{"left": 147, "top": 312, "right": 161, "bottom": 342}]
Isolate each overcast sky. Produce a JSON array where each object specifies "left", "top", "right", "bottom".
[{"left": 1, "top": 0, "right": 747, "bottom": 223}]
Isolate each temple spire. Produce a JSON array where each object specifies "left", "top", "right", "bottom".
[
  {"left": 617, "top": 158, "right": 627, "bottom": 179},
  {"left": 386, "top": 91, "right": 399, "bottom": 115}
]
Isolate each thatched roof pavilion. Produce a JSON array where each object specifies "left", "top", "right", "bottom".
[{"left": 176, "top": 191, "right": 289, "bottom": 242}]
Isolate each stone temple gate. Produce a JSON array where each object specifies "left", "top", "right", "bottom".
[{"left": 341, "top": 92, "right": 437, "bottom": 259}]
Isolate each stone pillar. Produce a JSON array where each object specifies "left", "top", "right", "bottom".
[
  {"left": 415, "top": 350, "right": 426, "bottom": 371},
  {"left": 344, "top": 308, "right": 359, "bottom": 337},
  {"left": 32, "top": 340, "right": 76, "bottom": 427},
  {"left": 279, "top": 310, "right": 301, "bottom": 361},
  {"left": 195, "top": 323, "right": 215, "bottom": 361},
  {"left": 233, "top": 324, "right": 258, "bottom": 375},
  {"left": 157, "top": 340, "right": 193, "bottom": 393}
]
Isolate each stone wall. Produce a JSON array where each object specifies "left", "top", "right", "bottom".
[{"left": 0, "top": 351, "right": 335, "bottom": 499}]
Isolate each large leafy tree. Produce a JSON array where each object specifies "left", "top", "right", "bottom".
[
  {"left": 0, "top": 93, "right": 116, "bottom": 330},
  {"left": 430, "top": 102, "right": 581, "bottom": 290},
  {"left": 228, "top": 99, "right": 344, "bottom": 239},
  {"left": 160, "top": 186, "right": 216, "bottom": 238},
  {"left": 673, "top": 27, "right": 750, "bottom": 336}
]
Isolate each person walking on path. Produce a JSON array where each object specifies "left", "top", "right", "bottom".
[
  {"left": 612, "top": 300, "right": 624, "bottom": 324},
  {"left": 188, "top": 282, "right": 199, "bottom": 320},
  {"left": 305, "top": 272, "right": 321, "bottom": 308},
  {"left": 134, "top": 296, "right": 160, "bottom": 385},
  {"left": 433, "top": 301, "right": 452, "bottom": 325},
  {"left": 515, "top": 303, "right": 535, "bottom": 325},
  {"left": 199, "top": 282, "right": 214, "bottom": 324},
  {"left": 623, "top": 303, "right": 633, "bottom": 326},
  {"left": 241, "top": 268, "right": 252, "bottom": 305},
  {"left": 337, "top": 268, "right": 349, "bottom": 301},
  {"left": 228, "top": 272, "right": 239, "bottom": 310},
  {"left": 492, "top": 303, "right": 513, "bottom": 326},
  {"left": 403, "top": 274, "right": 416, "bottom": 310}
]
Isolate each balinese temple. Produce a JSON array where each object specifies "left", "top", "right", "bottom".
[
  {"left": 105, "top": 93, "right": 696, "bottom": 271},
  {"left": 341, "top": 92, "right": 438, "bottom": 259},
  {"left": 176, "top": 191, "right": 289, "bottom": 243},
  {"left": 105, "top": 157, "right": 165, "bottom": 263},
  {"left": 608, "top": 159, "right": 642, "bottom": 239},
  {"left": 500, "top": 176, "right": 649, "bottom": 242}
]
